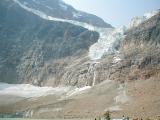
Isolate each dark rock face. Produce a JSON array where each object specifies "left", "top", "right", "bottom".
[
  {"left": 17, "top": 0, "right": 113, "bottom": 28},
  {"left": 0, "top": 0, "right": 99, "bottom": 85}
]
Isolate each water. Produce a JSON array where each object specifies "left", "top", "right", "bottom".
[
  {"left": 0, "top": 119, "right": 45, "bottom": 120},
  {"left": 0, "top": 118, "right": 90, "bottom": 120},
  {"left": 0, "top": 119, "right": 52, "bottom": 120}
]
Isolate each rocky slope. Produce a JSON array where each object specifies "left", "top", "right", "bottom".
[
  {"left": 0, "top": 0, "right": 100, "bottom": 85},
  {"left": 116, "top": 12, "right": 160, "bottom": 82},
  {"left": 15, "top": 0, "right": 113, "bottom": 28}
]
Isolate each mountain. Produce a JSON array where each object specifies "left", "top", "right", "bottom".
[
  {"left": 0, "top": 0, "right": 160, "bottom": 119},
  {"left": 14, "top": 0, "right": 113, "bottom": 28},
  {"left": 118, "top": 12, "right": 160, "bottom": 81},
  {"left": 0, "top": 0, "right": 99, "bottom": 85}
]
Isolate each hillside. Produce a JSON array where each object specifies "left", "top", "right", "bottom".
[{"left": 0, "top": 0, "right": 99, "bottom": 85}]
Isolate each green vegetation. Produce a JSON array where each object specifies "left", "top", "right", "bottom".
[{"left": 103, "top": 111, "right": 111, "bottom": 120}]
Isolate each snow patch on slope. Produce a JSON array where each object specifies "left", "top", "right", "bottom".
[
  {"left": 112, "top": 56, "right": 121, "bottom": 64},
  {"left": 66, "top": 86, "right": 91, "bottom": 97},
  {"left": 13, "top": 0, "right": 49, "bottom": 19},
  {"left": 59, "top": 1, "right": 68, "bottom": 10},
  {"left": 12, "top": 0, "right": 96, "bottom": 31},
  {"left": 73, "top": 12, "right": 82, "bottom": 18},
  {"left": 45, "top": 5, "right": 53, "bottom": 10},
  {"left": 0, "top": 82, "right": 69, "bottom": 98}
]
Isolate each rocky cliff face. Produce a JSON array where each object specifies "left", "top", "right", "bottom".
[
  {"left": 57, "top": 12, "right": 160, "bottom": 87},
  {"left": 16, "top": 0, "right": 113, "bottom": 28},
  {"left": 87, "top": 12, "right": 160, "bottom": 84},
  {"left": 117, "top": 12, "right": 160, "bottom": 81},
  {"left": 0, "top": 0, "right": 99, "bottom": 85}
]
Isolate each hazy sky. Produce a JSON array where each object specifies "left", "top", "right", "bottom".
[{"left": 63, "top": 0, "right": 160, "bottom": 27}]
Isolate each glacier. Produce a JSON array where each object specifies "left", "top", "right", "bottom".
[
  {"left": 89, "top": 26, "right": 127, "bottom": 60},
  {"left": 11, "top": 0, "right": 160, "bottom": 88},
  {"left": 89, "top": 10, "right": 160, "bottom": 60},
  {"left": 12, "top": 0, "right": 159, "bottom": 61},
  {"left": 73, "top": 12, "right": 83, "bottom": 18}
]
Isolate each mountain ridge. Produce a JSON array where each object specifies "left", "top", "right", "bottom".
[{"left": 14, "top": 0, "right": 113, "bottom": 28}]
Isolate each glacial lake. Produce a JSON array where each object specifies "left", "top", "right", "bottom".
[
  {"left": 0, "top": 118, "right": 91, "bottom": 120},
  {"left": 0, "top": 119, "right": 49, "bottom": 120}
]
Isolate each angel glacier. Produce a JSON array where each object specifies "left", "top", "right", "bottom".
[{"left": 89, "top": 10, "right": 160, "bottom": 60}]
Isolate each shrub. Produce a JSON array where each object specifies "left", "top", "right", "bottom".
[{"left": 103, "top": 111, "right": 111, "bottom": 120}]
